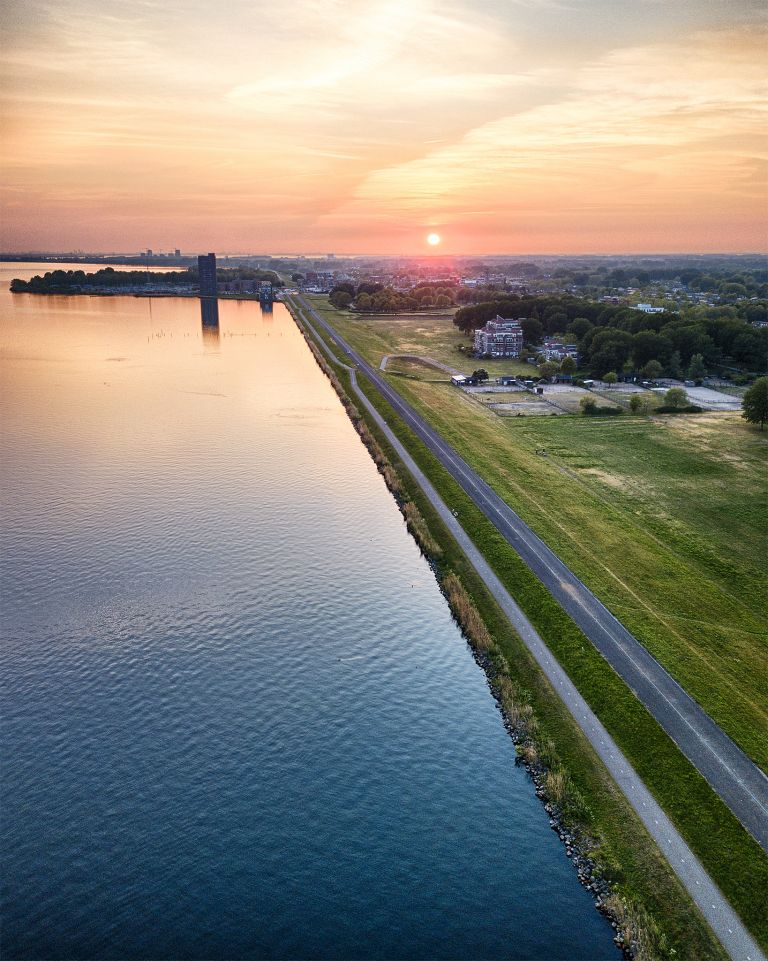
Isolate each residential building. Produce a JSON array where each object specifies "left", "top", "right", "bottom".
[
  {"left": 198, "top": 252, "right": 217, "bottom": 298},
  {"left": 473, "top": 315, "right": 524, "bottom": 357},
  {"left": 541, "top": 340, "right": 579, "bottom": 362},
  {"left": 634, "top": 303, "right": 665, "bottom": 313}
]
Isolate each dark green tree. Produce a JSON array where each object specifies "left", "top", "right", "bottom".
[
  {"left": 568, "top": 317, "right": 593, "bottom": 341},
  {"left": 643, "top": 359, "right": 664, "bottom": 380},
  {"left": 742, "top": 377, "right": 768, "bottom": 429},
  {"left": 330, "top": 290, "right": 352, "bottom": 309},
  {"left": 687, "top": 353, "right": 707, "bottom": 383},
  {"left": 521, "top": 317, "right": 543, "bottom": 345}
]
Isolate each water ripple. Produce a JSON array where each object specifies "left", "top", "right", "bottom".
[{"left": 0, "top": 290, "right": 618, "bottom": 961}]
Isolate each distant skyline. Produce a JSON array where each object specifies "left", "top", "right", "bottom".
[{"left": 1, "top": 0, "right": 766, "bottom": 255}]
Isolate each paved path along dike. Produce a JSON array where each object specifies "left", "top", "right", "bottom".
[{"left": 289, "top": 294, "right": 767, "bottom": 961}]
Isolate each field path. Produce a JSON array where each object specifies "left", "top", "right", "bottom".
[{"left": 379, "top": 353, "right": 463, "bottom": 376}]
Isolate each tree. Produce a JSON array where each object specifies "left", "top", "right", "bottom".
[
  {"left": 539, "top": 361, "right": 558, "bottom": 380},
  {"left": 604, "top": 371, "right": 618, "bottom": 387},
  {"left": 330, "top": 282, "right": 356, "bottom": 297},
  {"left": 560, "top": 355, "right": 576, "bottom": 375},
  {"left": 667, "top": 325, "right": 714, "bottom": 366},
  {"left": 687, "top": 353, "right": 707, "bottom": 383},
  {"left": 588, "top": 329, "right": 633, "bottom": 376},
  {"left": 642, "top": 359, "right": 663, "bottom": 380},
  {"left": 632, "top": 330, "right": 672, "bottom": 369},
  {"left": 742, "top": 377, "right": 768, "bottom": 430},
  {"left": 667, "top": 351, "right": 682, "bottom": 378},
  {"left": 521, "top": 317, "right": 543, "bottom": 345},
  {"left": 568, "top": 317, "right": 593, "bottom": 341},
  {"left": 330, "top": 290, "right": 352, "bottom": 309},
  {"left": 665, "top": 387, "right": 688, "bottom": 408},
  {"left": 580, "top": 396, "right": 597, "bottom": 414},
  {"left": 472, "top": 368, "right": 489, "bottom": 382}
]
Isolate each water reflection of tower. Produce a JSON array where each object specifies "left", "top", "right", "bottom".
[{"left": 200, "top": 298, "right": 220, "bottom": 346}]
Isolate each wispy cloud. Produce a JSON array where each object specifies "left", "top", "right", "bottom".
[{"left": 1, "top": 0, "right": 766, "bottom": 251}]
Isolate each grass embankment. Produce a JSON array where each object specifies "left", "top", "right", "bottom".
[
  {"left": 349, "top": 366, "right": 767, "bottom": 952},
  {"left": 308, "top": 297, "right": 768, "bottom": 772},
  {"left": 284, "top": 300, "right": 756, "bottom": 960},
  {"left": 379, "top": 376, "right": 768, "bottom": 770}
]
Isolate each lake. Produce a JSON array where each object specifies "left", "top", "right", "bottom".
[{"left": 0, "top": 265, "right": 618, "bottom": 960}]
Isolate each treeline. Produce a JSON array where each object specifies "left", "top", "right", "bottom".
[
  {"left": 329, "top": 282, "right": 456, "bottom": 312},
  {"left": 455, "top": 295, "right": 768, "bottom": 377},
  {"left": 10, "top": 267, "right": 194, "bottom": 292},
  {"left": 10, "top": 266, "right": 283, "bottom": 293},
  {"left": 213, "top": 267, "right": 283, "bottom": 286},
  {"left": 549, "top": 265, "right": 768, "bottom": 298}
]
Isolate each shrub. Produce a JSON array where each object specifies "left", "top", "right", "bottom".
[{"left": 655, "top": 404, "right": 703, "bottom": 414}]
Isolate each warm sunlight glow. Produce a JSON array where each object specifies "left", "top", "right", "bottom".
[{"left": 1, "top": 1, "right": 765, "bottom": 253}]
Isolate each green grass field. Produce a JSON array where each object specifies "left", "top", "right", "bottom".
[
  {"left": 310, "top": 297, "right": 768, "bottom": 771},
  {"left": 310, "top": 300, "right": 531, "bottom": 377}
]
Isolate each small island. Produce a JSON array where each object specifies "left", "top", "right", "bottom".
[{"left": 10, "top": 265, "right": 284, "bottom": 297}]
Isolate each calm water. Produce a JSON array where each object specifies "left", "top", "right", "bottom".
[{"left": 0, "top": 266, "right": 618, "bottom": 961}]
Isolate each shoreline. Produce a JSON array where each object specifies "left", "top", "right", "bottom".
[
  {"left": 286, "top": 297, "right": 660, "bottom": 961},
  {"left": 8, "top": 289, "right": 281, "bottom": 302}
]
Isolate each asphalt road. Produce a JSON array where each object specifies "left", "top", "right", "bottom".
[{"left": 295, "top": 294, "right": 768, "bottom": 856}]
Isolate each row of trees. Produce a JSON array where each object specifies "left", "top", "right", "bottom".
[
  {"left": 218, "top": 267, "right": 283, "bottom": 286},
  {"left": 329, "top": 283, "right": 457, "bottom": 312},
  {"left": 10, "top": 266, "right": 283, "bottom": 293},
  {"left": 10, "top": 268, "right": 191, "bottom": 292},
  {"left": 454, "top": 295, "right": 767, "bottom": 378}
]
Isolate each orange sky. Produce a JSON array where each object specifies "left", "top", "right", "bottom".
[{"left": 1, "top": 0, "right": 766, "bottom": 254}]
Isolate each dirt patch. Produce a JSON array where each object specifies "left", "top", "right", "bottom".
[
  {"left": 491, "top": 401, "right": 564, "bottom": 416},
  {"left": 579, "top": 468, "right": 626, "bottom": 490}
]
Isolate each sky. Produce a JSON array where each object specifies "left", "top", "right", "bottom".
[{"left": 1, "top": 0, "right": 766, "bottom": 255}]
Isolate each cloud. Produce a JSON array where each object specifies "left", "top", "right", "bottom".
[
  {"left": 1, "top": 0, "right": 766, "bottom": 252},
  {"left": 337, "top": 28, "right": 767, "bottom": 219}
]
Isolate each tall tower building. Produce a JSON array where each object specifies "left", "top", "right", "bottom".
[{"left": 197, "top": 253, "right": 217, "bottom": 298}]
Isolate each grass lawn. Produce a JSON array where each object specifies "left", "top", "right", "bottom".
[
  {"left": 308, "top": 297, "right": 531, "bottom": 378},
  {"left": 311, "top": 297, "right": 768, "bottom": 771}
]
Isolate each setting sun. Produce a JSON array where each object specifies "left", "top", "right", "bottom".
[{"left": 427, "top": 233, "right": 441, "bottom": 246}]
